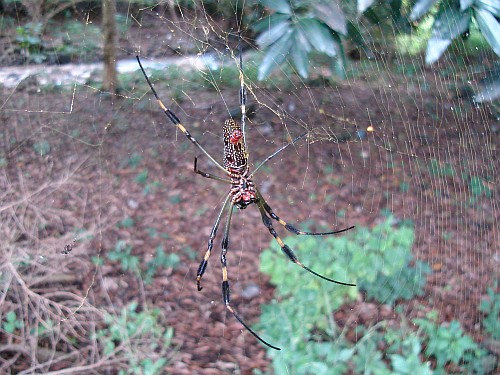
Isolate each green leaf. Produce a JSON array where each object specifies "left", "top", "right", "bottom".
[
  {"left": 33, "top": 140, "right": 51, "bottom": 156},
  {"left": 260, "top": 0, "right": 292, "bottom": 14},
  {"left": 252, "top": 13, "right": 291, "bottom": 33},
  {"left": 358, "top": 0, "right": 376, "bottom": 14},
  {"left": 475, "top": 0, "right": 500, "bottom": 17},
  {"left": 258, "top": 29, "right": 294, "bottom": 80},
  {"left": 410, "top": 0, "right": 438, "bottom": 21},
  {"left": 298, "top": 19, "right": 337, "bottom": 57},
  {"left": 425, "top": 6, "right": 471, "bottom": 64},
  {"left": 330, "top": 33, "right": 346, "bottom": 79},
  {"left": 460, "top": 0, "right": 474, "bottom": 11},
  {"left": 291, "top": 33, "right": 309, "bottom": 78},
  {"left": 474, "top": 8, "right": 500, "bottom": 55},
  {"left": 255, "top": 18, "right": 291, "bottom": 49},
  {"left": 312, "top": 0, "right": 347, "bottom": 35}
]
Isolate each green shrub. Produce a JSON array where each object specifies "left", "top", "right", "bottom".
[
  {"left": 260, "top": 215, "right": 427, "bottom": 307},
  {"left": 143, "top": 245, "right": 181, "bottom": 284},
  {"left": 15, "top": 22, "right": 46, "bottom": 63},
  {"left": 359, "top": 258, "right": 431, "bottom": 305},
  {"left": 479, "top": 281, "right": 500, "bottom": 340},
  {"left": 254, "top": 215, "right": 488, "bottom": 373},
  {"left": 414, "top": 312, "right": 487, "bottom": 373},
  {"left": 96, "top": 302, "right": 174, "bottom": 374},
  {"left": 107, "top": 240, "right": 141, "bottom": 275},
  {"left": 107, "top": 240, "right": 180, "bottom": 283},
  {"left": 255, "top": 215, "right": 436, "bottom": 372}
]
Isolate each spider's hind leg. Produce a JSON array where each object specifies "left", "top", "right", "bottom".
[
  {"left": 196, "top": 195, "right": 232, "bottom": 291},
  {"left": 220, "top": 202, "right": 281, "bottom": 350},
  {"left": 257, "top": 202, "right": 356, "bottom": 287},
  {"left": 256, "top": 189, "right": 355, "bottom": 236}
]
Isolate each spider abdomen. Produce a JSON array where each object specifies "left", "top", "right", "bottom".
[{"left": 223, "top": 119, "right": 248, "bottom": 171}]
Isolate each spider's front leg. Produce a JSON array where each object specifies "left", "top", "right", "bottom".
[
  {"left": 194, "top": 157, "right": 231, "bottom": 183},
  {"left": 219, "top": 203, "right": 281, "bottom": 350}
]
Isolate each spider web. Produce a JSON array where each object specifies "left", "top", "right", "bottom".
[{"left": 0, "top": 1, "right": 498, "bottom": 373}]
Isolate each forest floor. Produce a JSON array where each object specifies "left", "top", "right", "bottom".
[{"left": 1, "top": 10, "right": 498, "bottom": 375}]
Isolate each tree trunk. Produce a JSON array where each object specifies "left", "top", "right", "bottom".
[{"left": 102, "top": 0, "right": 117, "bottom": 93}]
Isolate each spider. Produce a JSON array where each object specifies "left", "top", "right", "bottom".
[{"left": 136, "top": 36, "right": 355, "bottom": 351}]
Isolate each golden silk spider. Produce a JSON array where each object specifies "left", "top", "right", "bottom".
[{"left": 136, "top": 35, "right": 354, "bottom": 350}]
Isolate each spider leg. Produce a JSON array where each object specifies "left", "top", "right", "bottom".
[
  {"left": 238, "top": 30, "right": 248, "bottom": 149},
  {"left": 256, "top": 188, "right": 355, "bottom": 236},
  {"left": 250, "top": 133, "right": 307, "bottom": 177},
  {"left": 136, "top": 56, "right": 226, "bottom": 174},
  {"left": 220, "top": 202, "right": 281, "bottom": 350},
  {"left": 257, "top": 202, "right": 356, "bottom": 287},
  {"left": 194, "top": 157, "right": 231, "bottom": 183},
  {"left": 196, "top": 194, "right": 231, "bottom": 291}
]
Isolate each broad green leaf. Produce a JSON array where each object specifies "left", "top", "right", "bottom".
[
  {"left": 295, "top": 26, "right": 312, "bottom": 53},
  {"left": 258, "top": 30, "right": 294, "bottom": 80},
  {"left": 330, "top": 33, "right": 346, "bottom": 79},
  {"left": 460, "top": 0, "right": 474, "bottom": 11},
  {"left": 473, "top": 68, "right": 500, "bottom": 103},
  {"left": 252, "top": 13, "right": 291, "bottom": 33},
  {"left": 298, "top": 18, "right": 337, "bottom": 57},
  {"left": 312, "top": 0, "right": 347, "bottom": 35},
  {"left": 410, "top": 0, "right": 438, "bottom": 21},
  {"left": 291, "top": 35, "right": 309, "bottom": 78},
  {"left": 358, "top": 0, "right": 376, "bottom": 14},
  {"left": 425, "top": 6, "right": 471, "bottom": 64},
  {"left": 475, "top": 0, "right": 500, "bottom": 17},
  {"left": 474, "top": 8, "right": 500, "bottom": 55},
  {"left": 260, "top": 0, "right": 292, "bottom": 14},
  {"left": 256, "top": 18, "right": 291, "bottom": 49}
]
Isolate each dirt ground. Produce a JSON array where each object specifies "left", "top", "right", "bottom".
[{"left": 1, "top": 9, "right": 499, "bottom": 375}]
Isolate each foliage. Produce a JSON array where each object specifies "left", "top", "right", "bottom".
[
  {"left": 143, "top": 245, "right": 181, "bottom": 284},
  {"left": 108, "top": 240, "right": 141, "bottom": 275},
  {"left": 15, "top": 22, "right": 46, "bottom": 63},
  {"left": 250, "top": 0, "right": 412, "bottom": 80},
  {"left": 428, "top": 158, "right": 456, "bottom": 177},
  {"left": 135, "top": 169, "right": 149, "bottom": 185},
  {"left": 260, "top": 214, "right": 420, "bottom": 310},
  {"left": 359, "top": 258, "right": 431, "bottom": 305},
  {"left": 96, "top": 302, "right": 174, "bottom": 374},
  {"left": 468, "top": 175, "right": 492, "bottom": 198},
  {"left": 127, "top": 152, "right": 143, "bottom": 169},
  {"left": 254, "top": 311, "right": 436, "bottom": 374},
  {"left": 385, "top": 327, "right": 433, "bottom": 375},
  {"left": 107, "top": 239, "right": 180, "bottom": 283},
  {"left": 256, "top": 215, "right": 436, "bottom": 372},
  {"left": 414, "top": 312, "right": 487, "bottom": 372},
  {"left": 410, "top": 0, "right": 500, "bottom": 65},
  {"left": 2, "top": 311, "right": 23, "bottom": 334},
  {"left": 479, "top": 281, "right": 500, "bottom": 339},
  {"left": 256, "top": 214, "right": 488, "bottom": 373},
  {"left": 251, "top": 0, "right": 347, "bottom": 80},
  {"left": 250, "top": 0, "right": 499, "bottom": 84},
  {"left": 54, "top": 19, "right": 102, "bottom": 62},
  {"left": 33, "top": 140, "right": 51, "bottom": 156}
]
